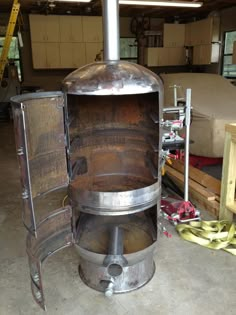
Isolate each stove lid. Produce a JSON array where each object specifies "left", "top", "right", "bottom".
[{"left": 62, "top": 61, "right": 163, "bottom": 96}]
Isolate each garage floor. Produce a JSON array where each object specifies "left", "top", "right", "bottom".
[{"left": 0, "top": 122, "right": 235, "bottom": 315}]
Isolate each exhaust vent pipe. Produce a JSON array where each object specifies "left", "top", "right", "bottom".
[{"left": 102, "top": 0, "right": 120, "bottom": 61}]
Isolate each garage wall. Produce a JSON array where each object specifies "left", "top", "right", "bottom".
[
  {"left": 20, "top": 15, "right": 163, "bottom": 91},
  {"left": 2, "top": 8, "right": 236, "bottom": 89},
  {"left": 0, "top": 14, "right": 146, "bottom": 91}
]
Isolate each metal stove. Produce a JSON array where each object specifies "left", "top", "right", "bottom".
[{"left": 11, "top": 0, "right": 163, "bottom": 310}]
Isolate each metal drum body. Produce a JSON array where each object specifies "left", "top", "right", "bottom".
[
  {"left": 64, "top": 61, "right": 163, "bottom": 294},
  {"left": 11, "top": 0, "right": 163, "bottom": 309},
  {"left": 11, "top": 60, "right": 163, "bottom": 309}
]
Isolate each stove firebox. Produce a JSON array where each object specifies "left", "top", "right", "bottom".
[{"left": 11, "top": 0, "right": 163, "bottom": 310}]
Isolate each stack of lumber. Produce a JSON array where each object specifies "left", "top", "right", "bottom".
[{"left": 165, "top": 159, "right": 221, "bottom": 217}]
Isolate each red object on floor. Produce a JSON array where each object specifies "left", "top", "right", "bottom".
[
  {"left": 161, "top": 197, "right": 200, "bottom": 224},
  {"left": 189, "top": 155, "right": 223, "bottom": 169},
  {"left": 177, "top": 153, "right": 222, "bottom": 169}
]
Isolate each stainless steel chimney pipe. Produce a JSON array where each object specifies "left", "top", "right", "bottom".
[{"left": 102, "top": 0, "right": 120, "bottom": 61}]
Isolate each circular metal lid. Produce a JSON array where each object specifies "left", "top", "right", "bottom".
[{"left": 63, "top": 61, "right": 163, "bottom": 95}]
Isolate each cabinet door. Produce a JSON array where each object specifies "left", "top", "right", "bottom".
[
  {"left": 46, "top": 43, "right": 60, "bottom": 68},
  {"left": 164, "top": 24, "right": 185, "bottom": 47},
  {"left": 31, "top": 43, "right": 47, "bottom": 68},
  {"left": 29, "top": 15, "right": 59, "bottom": 42},
  {"left": 73, "top": 43, "right": 86, "bottom": 67},
  {"left": 46, "top": 16, "right": 60, "bottom": 42},
  {"left": 185, "top": 23, "right": 192, "bottom": 46},
  {"left": 168, "top": 47, "right": 186, "bottom": 65},
  {"left": 193, "top": 45, "right": 212, "bottom": 65},
  {"left": 200, "top": 18, "right": 213, "bottom": 45},
  {"left": 60, "top": 43, "right": 73, "bottom": 68},
  {"left": 85, "top": 42, "right": 103, "bottom": 64},
  {"left": 193, "top": 45, "right": 201, "bottom": 64},
  {"left": 191, "top": 21, "right": 201, "bottom": 46},
  {"left": 60, "top": 43, "right": 86, "bottom": 68},
  {"left": 32, "top": 43, "right": 61, "bottom": 69},
  {"left": 144, "top": 48, "right": 158, "bottom": 66},
  {"left": 190, "top": 18, "right": 214, "bottom": 46},
  {"left": 82, "top": 16, "right": 103, "bottom": 42},
  {"left": 29, "top": 15, "right": 47, "bottom": 42},
  {"left": 157, "top": 48, "right": 169, "bottom": 66},
  {"left": 59, "top": 16, "right": 83, "bottom": 42},
  {"left": 200, "top": 45, "right": 211, "bottom": 64}
]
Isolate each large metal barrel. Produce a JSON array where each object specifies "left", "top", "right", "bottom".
[{"left": 63, "top": 60, "right": 163, "bottom": 294}]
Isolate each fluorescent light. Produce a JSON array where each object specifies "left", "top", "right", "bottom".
[
  {"left": 119, "top": 1, "right": 203, "bottom": 8},
  {"left": 53, "top": 0, "right": 92, "bottom": 2}
]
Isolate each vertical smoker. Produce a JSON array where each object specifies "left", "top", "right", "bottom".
[{"left": 11, "top": 0, "right": 163, "bottom": 310}]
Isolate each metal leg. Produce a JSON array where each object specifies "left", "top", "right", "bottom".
[{"left": 184, "top": 88, "right": 192, "bottom": 202}]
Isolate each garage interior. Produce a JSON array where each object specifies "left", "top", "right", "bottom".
[{"left": 0, "top": 1, "right": 236, "bottom": 315}]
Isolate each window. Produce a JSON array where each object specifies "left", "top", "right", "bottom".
[
  {"left": 0, "top": 36, "right": 22, "bottom": 81},
  {"left": 222, "top": 31, "right": 236, "bottom": 78},
  {"left": 120, "top": 37, "right": 138, "bottom": 63}
]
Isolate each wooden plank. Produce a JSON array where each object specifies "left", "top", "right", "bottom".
[
  {"left": 225, "top": 123, "right": 236, "bottom": 134},
  {"left": 189, "top": 194, "right": 219, "bottom": 217},
  {"left": 169, "top": 159, "right": 221, "bottom": 195},
  {"left": 165, "top": 165, "right": 216, "bottom": 201},
  {"left": 219, "top": 124, "right": 236, "bottom": 222},
  {"left": 227, "top": 201, "right": 236, "bottom": 214}
]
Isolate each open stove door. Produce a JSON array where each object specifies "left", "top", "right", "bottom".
[
  {"left": 11, "top": 92, "right": 73, "bottom": 310},
  {"left": 27, "top": 205, "right": 73, "bottom": 310},
  {"left": 11, "top": 91, "right": 69, "bottom": 235}
]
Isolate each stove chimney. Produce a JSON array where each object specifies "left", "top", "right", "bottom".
[{"left": 102, "top": 0, "right": 120, "bottom": 61}]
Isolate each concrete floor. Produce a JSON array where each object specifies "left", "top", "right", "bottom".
[{"left": 0, "top": 122, "right": 235, "bottom": 315}]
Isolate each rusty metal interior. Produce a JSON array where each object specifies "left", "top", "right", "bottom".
[
  {"left": 68, "top": 93, "right": 159, "bottom": 192},
  {"left": 68, "top": 92, "right": 159, "bottom": 262}
]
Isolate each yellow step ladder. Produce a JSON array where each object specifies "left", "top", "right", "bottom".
[{"left": 0, "top": 0, "right": 20, "bottom": 82}]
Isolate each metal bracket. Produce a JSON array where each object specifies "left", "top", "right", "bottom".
[{"left": 26, "top": 206, "right": 73, "bottom": 310}]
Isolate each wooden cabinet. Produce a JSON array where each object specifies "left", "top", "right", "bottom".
[
  {"left": 185, "top": 17, "right": 220, "bottom": 47},
  {"left": 199, "top": 18, "right": 213, "bottom": 44},
  {"left": 85, "top": 43, "right": 103, "bottom": 64},
  {"left": 31, "top": 43, "right": 46, "bottom": 68},
  {"left": 59, "top": 16, "right": 83, "bottom": 42},
  {"left": 82, "top": 16, "right": 103, "bottom": 42},
  {"left": 29, "top": 14, "right": 104, "bottom": 69},
  {"left": 144, "top": 48, "right": 167, "bottom": 67},
  {"left": 193, "top": 44, "right": 220, "bottom": 65},
  {"left": 193, "top": 45, "right": 201, "bottom": 64},
  {"left": 144, "top": 48, "right": 156, "bottom": 67},
  {"left": 29, "top": 15, "right": 45, "bottom": 42},
  {"left": 191, "top": 19, "right": 212, "bottom": 46},
  {"left": 163, "top": 24, "right": 185, "bottom": 47},
  {"left": 168, "top": 47, "right": 186, "bottom": 65},
  {"left": 157, "top": 48, "right": 169, "bottom": 66},
  {"left": 29, "top": 15, "right": 60, "bottom": 42},
  {"left": 60, "top": 43, "right": 86, "bottom": 68},
  {"left": 190, "top": 21, "right": 201, "bottom": 46},
  {"left": 145, "top": 47, "right": 186, "bottom": 66},
  {"left": 185, "top": 23, "right": 192, "bottom": 46},
  {"left": 31, "top": 43, "right": 60, "bottom": 68}
]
